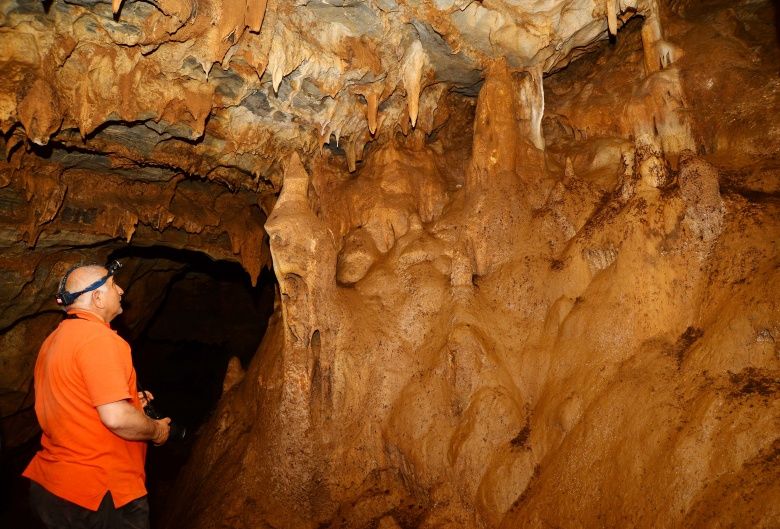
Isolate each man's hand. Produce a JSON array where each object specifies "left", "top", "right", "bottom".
[
  {"left": 97, "top": 399, "right": 171, "bottom": 444},
  {"left": 152, "top": 417, "right": 171, "bottom": 446},
  {"left": 138, "top": 390, "right": 154, "bottom": 408}
]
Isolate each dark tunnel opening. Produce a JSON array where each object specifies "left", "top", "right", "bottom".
[{"left": 107, "top": 245, "right": 277, "bottom": 525}]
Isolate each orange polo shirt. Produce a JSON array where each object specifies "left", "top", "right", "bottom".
[{"left": 23, "top": 309, "right": 147, "bottom": 510}]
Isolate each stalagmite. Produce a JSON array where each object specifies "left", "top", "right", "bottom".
[
  {"left": 468, "top": 59, "right": 520, "bottom": 180},
  {"left": 222, "top": 356, "right": 246, "bottom": 393},
  {"left": 677, "top": 151, "right": 725, "bottom": 248},
  {"left": 627, "top": 4, "right": 694, "bottom": 155},
  {"left": 258, "top": 152, "right": 344, "bottom": 524}
]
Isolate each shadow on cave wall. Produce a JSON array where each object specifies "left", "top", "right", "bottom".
[
  {"left": 0, "top": 245, "right": 276, "bottom": 529},
  {"left": 774, "top": 0, "right": 780, "bottom": 45}
]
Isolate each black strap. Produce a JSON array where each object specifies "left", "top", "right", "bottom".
[{"left": 56, "top": 260, "right": 123, "bottom": 307}]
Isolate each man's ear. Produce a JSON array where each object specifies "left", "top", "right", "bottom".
[{"left": 92, "top": 289, "right": 105, "bottom": 309}]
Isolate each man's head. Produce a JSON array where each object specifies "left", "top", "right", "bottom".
[{"left": 57, "top": 262, "right": 124, "bottom": 322}]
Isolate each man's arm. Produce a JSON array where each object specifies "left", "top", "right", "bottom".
[{"left": 96, "top": 400, "right": 171, "bottom": 445}]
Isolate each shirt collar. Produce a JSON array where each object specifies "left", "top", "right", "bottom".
[{"left": 66, "top": 308, "right": 109, "bottom": 326}]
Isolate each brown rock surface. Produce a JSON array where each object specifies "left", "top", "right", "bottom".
[{"left": 0, "top": 0, "right": 778, "bottom": 528}]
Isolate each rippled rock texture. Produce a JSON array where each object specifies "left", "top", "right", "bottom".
[
  {"left": 1, "top": 0, "right": 672, "bottom": 178},
  {"left": 1, "top": 0, "right": 779, "bottom": 528}
]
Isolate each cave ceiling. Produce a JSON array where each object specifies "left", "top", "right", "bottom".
[{"left": 1, "top": 0, "right": 649, "bottom": 188}]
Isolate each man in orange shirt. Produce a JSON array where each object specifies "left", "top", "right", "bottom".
[{"left": 23, "top": 261, "right": 171, "bottom": 529}]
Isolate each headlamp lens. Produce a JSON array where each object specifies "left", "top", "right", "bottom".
[{"left": 107, "top": 260, "right": 122, "bottom": 275}]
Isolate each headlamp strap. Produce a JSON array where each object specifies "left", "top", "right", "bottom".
[{"left": 56, "top": 260, "right": 123, "bottom": 306}]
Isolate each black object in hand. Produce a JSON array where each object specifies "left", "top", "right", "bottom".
[{"left": 143, "top": 401, "right": 186, "bottom": 442}]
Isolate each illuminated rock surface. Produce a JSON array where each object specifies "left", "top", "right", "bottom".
[{"left": 0, "top": 0, "right": 778, "bottom": 528}]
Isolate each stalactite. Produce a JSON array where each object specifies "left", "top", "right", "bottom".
[
  {"left": 351, "top": 83, "right": 384, "bottom": 136},
  {"left": 17, "top": 79, "right": 61, "bottom": 146},
  {"left": 607, "top": 0, "right": 618, "bottom": 36},
  {"left": 529, "top": 66, "right": 546, "bottom": 150},
  {"left": 269, "top": 40, "right": 286, "bottom": 94},
  {"left": 638, "top": 0, "right": 683, "bottom": 74},
  {"left": 401, "top": 40, "right": 428, "bottom": 129},
  {"left": 365, "top": 90, "right": 379, "bottom": 134},
  {"left": 519, "top": 66, "right": 546, "bottom": 151},
  {"left": 344, "top": 138, "right": 357, "bottom": 172},
  {"left": 246, "top": 0, "right": 269, "bottom": 33}
]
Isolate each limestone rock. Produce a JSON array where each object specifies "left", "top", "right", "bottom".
[
  {"left": 1, "top": 1, "right": 778, "bottom": 529},
  {"left": 336, "top": 228, "right": 380, "bottom": 286}
]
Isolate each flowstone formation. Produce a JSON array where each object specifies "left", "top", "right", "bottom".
[
  {"left": 0, "top": 0, "right": 778, "bottom": 528},
  {"left": 163, "top": 3, "right": 776, "bottom": 529},
  {"left": 0, "top": 0, "right": 675, "bottom": 446}
]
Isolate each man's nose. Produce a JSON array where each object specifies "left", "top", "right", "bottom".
[{"left": 117, "top": 285, "right": 124, "bottom": 295}]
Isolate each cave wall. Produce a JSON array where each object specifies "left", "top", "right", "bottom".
[
  {"left": 0, "top": 0, "right": 778, "bottom": 528},
  {"left": 0, "top": 145, "right": 270, "bottom": 450},
  {"left": 164, "top": 3, "right": 778, "bottom": 529}
]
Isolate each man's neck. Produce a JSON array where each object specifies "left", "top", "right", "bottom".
[{"left": 69, "top": 307, "right": 108, "bottom": 323}]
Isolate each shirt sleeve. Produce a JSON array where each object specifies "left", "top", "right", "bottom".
[{"left": 76, "top": 333, "right": 133, "bottom": 407}]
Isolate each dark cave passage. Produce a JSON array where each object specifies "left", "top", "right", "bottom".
[
  {"left": 0, "top": 246, "right": 276, "bottom": 529},
  {"left": 111, "top": 246, "right": 276, "bottom": 431},
  {"left": 107, "top": 246, "right": 277, "bottom": 525}
]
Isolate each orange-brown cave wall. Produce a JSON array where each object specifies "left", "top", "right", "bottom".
[
  {"left": 1, "top": 1, "right": 778, "bottom": 529},
  {"left": 162, "top": 5, "right": 778, "bottom": 529}
]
